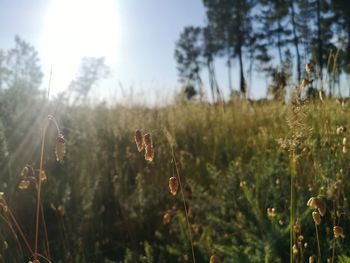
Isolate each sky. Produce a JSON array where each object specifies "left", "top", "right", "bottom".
[{"left": 0, "top": 0, "right": 267, "bottom": 104}]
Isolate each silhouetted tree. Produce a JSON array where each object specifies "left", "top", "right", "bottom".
[
  {"left": 174, "top": 26, "right": 203, "bottom": 98},
  {"left": 69, "top": 57, "right": 109, "bottom": 102}
]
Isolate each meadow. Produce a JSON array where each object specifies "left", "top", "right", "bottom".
[{"left": 0, "top": 89, "right": 349, "bottom": 262}]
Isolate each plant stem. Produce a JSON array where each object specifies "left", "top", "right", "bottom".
[
  {"left": 34, "top": 120, "right": 48, "bottom": 260},
  {"left": 171, "top": 146, "right": 195, "bottom": 263},
  {"left": 315, "top": 224, "right": 321, "bottom": 263}
]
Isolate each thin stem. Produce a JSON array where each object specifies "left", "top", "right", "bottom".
[
  {"left": 41, "top": 202, "right": 51, "bottom": 260},
  {"left": 171, "top": 146, "right": 195, "bottom": 263},
  {"left": 34, "top": 120, "right": 48, "bottom": 260},
  {"left": 7, "top": 208, "right": 33, "bottom": 256},
  {"left": 290, "top": 153, "right": 295, "bottom": 263},
  {"left": 315, "top": 224, "right": 321, "bottom": 263}
]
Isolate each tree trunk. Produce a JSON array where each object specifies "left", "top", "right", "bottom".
[
  {"left": 316, "top": 0, "right": 324, "bottom": 77},
  {"left": 227, "top": 57, "right": 233, "bottom": 94},
  {"left": 290, "top": 0, "right": 301, "bottom": 82},
  {"left": 238, "top": 46, "right": 246, "bottom": 98},
  {"left": 277, "top": 20, "right": 283, "bottom": 64}
]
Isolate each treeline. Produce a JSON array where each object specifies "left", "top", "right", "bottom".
[{"left": 175, "top": 0, "right": 350, "bottom": 101}]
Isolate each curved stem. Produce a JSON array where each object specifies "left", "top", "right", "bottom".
[{"left": 171, "top": 147, "right": 195, "bottom": 263}]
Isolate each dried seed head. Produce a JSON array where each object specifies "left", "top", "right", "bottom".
[
  {"left": 336, "top": 126, "right": 346, "bottom": 135},
  {"left": 267, "top": 207, "right": 277, "bottom": 218},
  {"left": 292, "top": 244, "right": 298, "bottom": 255},
  {"left": 305, "top": 63, "right": 313, "bottom": 75},
  {"left": 307, "top": 197, "right": 325, "bottom": 213},
  {"left": 301, "top": 78, "right": 312, "bottom": 88},
  {"left": 18, "top": 180, "right": 30, "bottom": 190},
  {"left": 309, "top": 256, "right": 315, "bottom": 263},
  {"left": 163, "top": 211, "right": 171, "bottom": 224},
  {"left": 55, "top": 134, "right": 66, "bottom": 162},
  {"left": 39, "top": 170, "right": 47, "bottom": 182},
  {"left": 343, "top": 137, "right": 347, "bottom": 146},
  {"left": 210, "top": 254, "right": 221, "bottom": 263},
  {"left": 312, "top": 211, "right": 321, "bottom": 225},
  {"left": 294, "top": 220, "right": 301, "bottom": 233},
  {"left": 143, "top": 133, "right": 152, "bottom": 146},
  {"left": 343, "top": 146, "right": 347, "bottom": 153},
  {"left": 169, "top": 177, "right": 178, "bottom": 196},
  {"left": 134, "top": 130, "right": 144, "bottom": 152},
  {"left": 21, "top": 166, "right": 29, "bottom": 177},
  {"left": 333, "top": 226, "right": 345, "bottom": 239},
  {"left": 144, "top": 144, "right": 154, "bottom": 162}
]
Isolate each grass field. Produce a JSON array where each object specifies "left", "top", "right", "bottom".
[{"left": 0, "top": 95, "right": 349, "bottom": 262}]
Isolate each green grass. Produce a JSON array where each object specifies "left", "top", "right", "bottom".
[{"left": 0, "top": 95, "right": 349, "bottom": 262}]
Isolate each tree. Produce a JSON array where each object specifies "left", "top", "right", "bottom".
[
  {"left": 5, "top": 35, "right": 43, "bottom": 91},
  {"left": 203, "top": 0, "right": 256, "bottom": 98},
  {"left": 69, "top": 57, "right": 109, "bottom": 102},
  {"left": 174, "top": 26, "right": 203, "bottom": 98}
]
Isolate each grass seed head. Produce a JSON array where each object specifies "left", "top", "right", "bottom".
[
  {"left": 209, "top": 254, "right": 221, "bottom": 263},
  {"left": 134, "top": 129, "right": 144, "bottom": 152},
  {"left": 312, "top": 211, "right": 321, "bottom": 225},
  {"left": 18, "top": 180, "right": 30, "bottom": 190},
  {"left": 169, "top": 177, "right": 178, "bottom": 196},
  {"left": 143, "top": 133, "right": 152, "bottom": 146},
  {"left": 21, "top": 166, "right": 29, "bottom": 177},
  {"left": 144, "top": 144, "right": 154, "bottom": 162},
  {"left": 333, "top": 226, "right": 345, "bottom": 238},
  {"left": 55, "top": 134, "right": 66, "bottom": 162}
]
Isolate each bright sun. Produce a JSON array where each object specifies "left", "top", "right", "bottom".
[{"left": 40, "top": 0, "right": 119, "bottom": 94}]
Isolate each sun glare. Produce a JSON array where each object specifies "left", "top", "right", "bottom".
[{"left": 40, "top": 0, "right": 119, "bottom": 94}]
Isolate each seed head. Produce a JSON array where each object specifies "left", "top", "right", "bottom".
[
  {"left": 39, "top": 170, "right": 47, "bottom": 182},
  {"left": 143, "top": 133, "right": 152, "bottom": 146},
  {"left": 267, "top": 207, "right": 277, "bottom": 218},
  {"left": 209, "top": 254, "right": 221, "bottom": 263},
  {"left": 18, "top": 180, "right": 30, "bottom": 190},
  {"left": 294, "top": 220, "right": 301, "bottom": 233},
  {"left": 144, "top": 144, "right": 154, "bottom": 162},
  {"left": 292, "top": 244, "right": 298, "bottom": 255},
  {"left": 169, "top": 177, "right": 178, "bottom": 196},
  {"left": 305, "top": 63, "right": 313, "bottom": 75},
  {"left": 163, "top": 211, "right": 171, "bottom": 224},
  {"left": 134, "top": 130, "right": 144, "bottom": 152},
  {"left": 333, "top": 226, "right": 345, "bottom": 239},
  {"left": 312, "top": 211, "right": 321, "bottom": 225},
  {"left": 336, "top": 126, "right": 346, "bottom": 135},
  {"left": 309, "top": 256, "right": 315, "bottom": 263},
  {"left": 55, "top": 134, "right": 66, "bottom": 162},
  {"left": 307, "top": 197, "right": 326, "bottom": 216}
]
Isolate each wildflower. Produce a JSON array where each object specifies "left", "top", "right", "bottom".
[
  {"left": 169, "top": 177, "right": 178, "bottom": 196},
  {"left": 134, "top": 130, "right": 144, "bottom": 152},
  {"left": 312, "top": 211, "right": 321, "bottom": 225},
  {"left": 55, "top": 134, "right": 66, "bottom": 162},
  {"left": 333, "top": 226, "right": 345, "bottom": 239}
]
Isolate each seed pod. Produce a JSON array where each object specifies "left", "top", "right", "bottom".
[
  {"left": 39, "top": 170, "right": 47, "bottom": 182},
  {"left": 307, "top": 197, "right": 325, "bottom": 215},
  {"left": 163, "top": 211, "right": 171, "bottom": 224},
  {"left": 144, "top": 144, "right": 154, "bottom": 162},
  {"left": 169, "top": 177, "right": 178, "bottom": 196},
  {"left": 312, "top": 211, "right": 321, "bottom": 225},
  {"left": 209, "top": 254, "right": 221, "bottom": 263},
  {"left": 55, "top": 134, "right": 66, "bottom": 162},
  {"left": 18, "top": 180, "right": 30, "bottom": 190},
  {"left": 134, "top": 130, "right": 144, "bottom": 152},
  {"left": 305, "top": 63, "right": 313, "bottom": 75},
  {"left": 143, "top": 133, "right": 152, "bottom": 146},
  {"left": 317, "top": 201, "right": 326, "bottom": 216},
  {"left": 294, "top": 221, "right": 301, "bottom": 233},
  {"left": 333, "top": 226, "right": 345, "bottom": 238}
]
